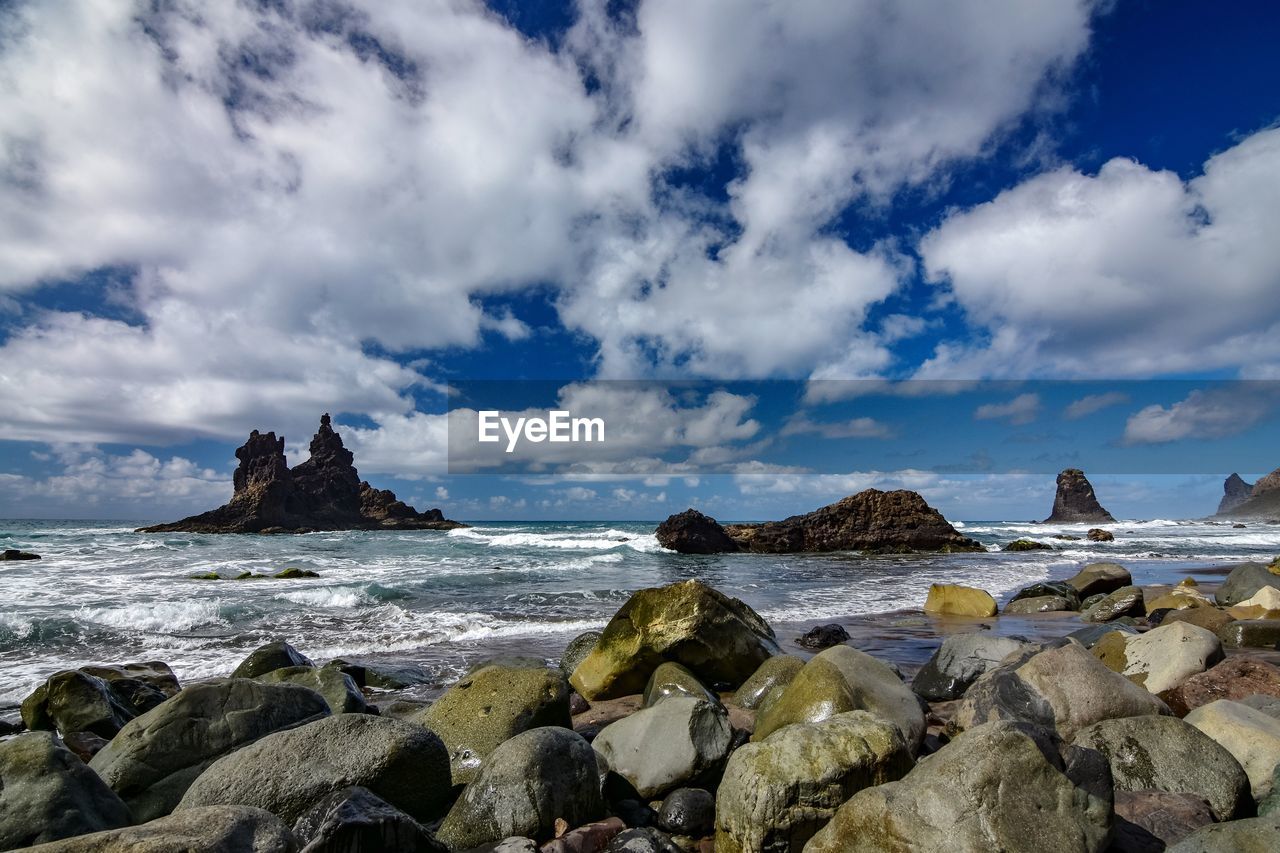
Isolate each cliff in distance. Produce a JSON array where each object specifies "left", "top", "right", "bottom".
[{"left": 139, "top": 414, "right": 465, "bottom": 534}]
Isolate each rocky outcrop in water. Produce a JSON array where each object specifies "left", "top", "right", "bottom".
[
  {"left": 139, "top": 414, "right": 465, "bottom": 534},
  {"left": 1216, "top": 466, "right": 1280, "bottom": 519},
  {"left": 1043, "top": 468, "right": 1115, "bottom": 523},
  {"left": 657, "top": 491, "right": 981, "bottom": 555}
]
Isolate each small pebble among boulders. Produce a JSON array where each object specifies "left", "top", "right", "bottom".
[
  {"left": 11, "top": 573, "right": 1280, "bottom": 851},
  {"left": 0, "top": 548, "right": 40, "bottom": 560}
]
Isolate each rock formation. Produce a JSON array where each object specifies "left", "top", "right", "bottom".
[
  {"left": 1043, "top": 468, "right": 1115, "bottom": 523},
  {"left": 1215, "top": 467, "right": 1280, "bottom": 519},
  {"left": 655, "top": 490, "right": 982, "bottom": 554},
  {"left": 1218, "top": 473, "right": 1255, "bottom": 515},
  {"left": 139, "top": 415, "right": 465, "bottom": 534}
]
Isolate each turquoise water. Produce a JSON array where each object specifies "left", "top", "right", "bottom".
[{"left": 2, "top": 518, "right": 1278, "bottom": 708}]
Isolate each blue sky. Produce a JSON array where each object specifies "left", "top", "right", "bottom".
[{"left": 0, "top": 0, "right": 1278, "bottom": 521}]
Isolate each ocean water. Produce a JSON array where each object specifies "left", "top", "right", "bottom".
[{"left": 2, "top": 518, "right": 1278, "bottom": 709}]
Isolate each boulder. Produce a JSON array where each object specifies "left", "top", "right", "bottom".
[
  {"left": 1087, "top": 528, "right": 1115, "bottom": 542},
  {"left": 922, "top": 584, "right": 997, "bottom": 617},
  {"left": 953, "top": 642, "right": 1169, "bottom": 741},
  {"left": 1010, "top": 580, "right": 1082, "bottom": 610},
  {"left": 1091, "top": 621, "right": 1224, "bottom": 694},
  {"left": 561, "top": 631, "right": 602, "bottom": 680},
  {"left": 657, "top": 788, "right": 715, "bottom": 838},
  {"left": 21, "top": 669, "right": 147, "bottom": 739},
  {"left": 1003, "top": 538, "right": 1051, "bottom": 551},
  {"left": 714, "top": 711, "right": 913, "bottom": 853},
  {"left": 1164, "top": 607, "right": 1236, "bottom": 633},
  {"left": 591, "top": 696, "right": 731, "bottom": 799},
  {"left": 1069, "top": 621, "right": 1140, "bottom": 649},
  {"left": 1185, "top": 700, "right": 1280, "bottom": 801},
  {"left": 732, "top": 655, "right": 804, "bottom": 711},
  {"left": 911, "top": 633, "right": 1033, "bottom": 702},
  {"left": 1243, "top": 695, "right": 1280, "bottom": 721},
  {"left": 231, "top": 641, "right": 315, "bottom": 679},
  {"left": 655, "top": 509, "right": 738, "bottom": 554},
  {"left": 24, "top": 806, "right": 297, "bottom": 853},
  {"left": 1219, "top": 619, "right": 1280, "bottom": 649},
  {"left": 177, "top": 714, "right": 451, "bottom": 825},
  {"left": 0, "top": 548, "right": 40, "bottom": 560},
  {"left": 1073, "top": 715, "right": 1250, "bottom": 820},
  {"left": 1216, "top": 562, "right": 1280, "bottom": 607},
  {"left": 607, "top": 828, "right": 681, "bottom": 853},
  {"left": 415, "top": 664, "right": 570, "bottom": 784},
  {"left": 1043, "top": 468, "right": 1116, "bottom": 523},
  {"left": 754, "top": 646, "right": 924, "bottom": 753},
  {"left": 806, "top": 721, "right": 1113, "bottom": 853},
  {"left": 1066, "top": 562, "right": 1133, "bottom": 598},
  {"left": 89, "top": 679, "right": 331, "bottom": 822},
  {"left": 1145, "top": 591, "right": 1213, "bottom": 614},
  {"left": 0, "top": 732, "right": 133, "bottom": 850},
  {"left": 721, "top": 489, "right": 983, "bottom": 554},
  {"left": 1112, "top": 790, "right": 1214, "bottom": 853},
  {"left": 569, "top": 580, "right": 779, "bottom": 701},
  {"left": 292, "top": 786, "right": 444, "bottom": 853},
  {"left": 1081, "top": 585, "right": 1145, "bottom": 622},
  {"left": 1162, "top": 658, "right": 1280, "bottom": 717},
  {"left": 436, "top": 728, "right": 603, "bottom": 849},
  {"left": 1005, "top": 595, "right": 1075, "bottom": 614},
  {"left": 543, "top": 819, "right": 626, "bottom": 853},
  {"left": 257, "top": 666, "right": 368, "bottom": 715},
  {"left": 1166, "top": 811, "right": 1280, "bottom": 852},
  {"left": 326, "top": 659, "right": 433, "bottom": 691},
  {"left": 642, "top": 662, "right": 719, "bottom": 709},
  {"left": 795, "top": 624, "right": 850, "bottom": 650},
  {"left": 1227, "top": 586, "right": 1280, "bottom": 620}
]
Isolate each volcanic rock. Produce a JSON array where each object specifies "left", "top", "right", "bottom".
[
  {"left": 1, "top": 548, "right": 40, "bottom": 560},
  {"left": 717, "top": 489, "right": 981, "bottom": 554},
  {"left": 139, "top": 414, "right": 465, "bottom": 533},
  {"left": 655, "top": 509, "right": 739, "bottom": 554},
  {"left": 1044, "top": 468, "right": 1116, "bottom": 523},
  {"left": 1217, "top": 466, "right": 1280, "bottom": 519},
  {"left": 1219, "top": 473, "right": 1256, "bottom": 515}
]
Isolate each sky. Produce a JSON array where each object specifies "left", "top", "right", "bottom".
[{"left": 1, "top": 0, "right": 1278, "bottom": 521}]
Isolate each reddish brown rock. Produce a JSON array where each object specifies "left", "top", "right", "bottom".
[
  {"left": 1159, "top": 656, "right": 1280, "bottom": 717},
  {"left": 1111, "top": 790, "right": 1215, "bottom": 853}
]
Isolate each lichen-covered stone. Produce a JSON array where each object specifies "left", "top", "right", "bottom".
[
  {"left": 642, "top": 662, "right": 719, "bottom": 708},
  {"left": 256, "top": 665, "right": 368, "bottom": 715},
  {"left": 922, "top": 584, "right": 997, "bottom": 617},
  {"left": 1081, "top": 585, "right": 1145, "bottom": 622},
  {"left": 732, "top": 655, "right": 804, "bottom": 711},
  {"left": 1090, "top": 621, "right": 1223, "bottom": 694}
]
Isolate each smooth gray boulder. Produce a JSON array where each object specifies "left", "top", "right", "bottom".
[
  {"left": 0, "top": 732, "right": 133, "bottom": 850},
  {"left": 1067, "top": 563, "right": 1133, "bottom": 598},
  {"left": 1092, "top": 621, "right": 1224, "bottom": 694},
  {"left": 292, "top": 786, "right": 443, "bottom": 853},
  {"left": 436, "top": 727, "right": 603, "bottom": 849},
  {"left": 911, "top": 633, "right": 1033, "bottom": 701},
  {"left": 806, "top": 721, "right": 1113, "bottom": 853},
  {"left": 953, "top": 642, "right": 1169, "bottom": 741},
  {"left": 257, "top": 665, "right": 368, "bottom": 715},
  {"left": 732, "top": 655, "right": 803, "bottom": 710},
  {"left": 24, "top": 806, "right": 297, "bottom": 852},
  {"left": 1186, "top": 699, "right": 1280, "bottom": 801},
  {"left": 714, "top": 711, "right": 913, "bottom": 853},
  {"left": 1166, "top": 811, "right": 1280, "bottom": 852},
  {"left": 231, "top": 641, "right": 315, "bottom": 679},
  {"left": 413, "top": 664, "right": 570, "bottom": 784},
  {"left": 1215, "top": 562, "right": 1280, "bottom": 607},
  {"left": 1081, "top": 585, "right": 1145, "bottom": 622},
  {"left": 1242, "top": 695, "right": 1280, "bottom": 721},
  {"left": 1004, "top": 595, "right": 1075, "bottom": 614},
  {"left": 1073, "top": 715, "right": 1250, "bottom": 820},
  {"left": 89, "top": 679, "right": 330, "bottom": 822},
  {"left": 591, "top": 695, "right": 731, "bottom": 799},
  {"left": 177, "top": 714, "right": 451, "bottom": 825},
  {"left": 755, "top": 646, "right": 924, "bottom": 754}
]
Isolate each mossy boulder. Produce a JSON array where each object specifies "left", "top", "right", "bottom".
[
  {"left": 1164, "top": 606, "right": 1236, "bottom": 633},
  {"left": 274, "top": 567, "right": 320, "bottom": 579},
  {"left": 20, "top": 667, "right": 167, "bottom": 739},
  {"left": 642, "top": 662, "right": 719, "bottom": 708},
  {"left": 569, "top": 580, "right": 779, "bottom": 701},
  {"left": 1218, "top": 619, "right": 1280, "bottom": 649},
  {"left": 922, "top": 583, "right": 997, "bottom": 617},
  {"left": 414, "top": 664, "right": 571, "bottom": 784},
  {"left": 806, "top": 721, "right": 1113, "bottom": 853},
  {"left": 714, "top": 711, "right": 913, "bottom": 853},
  {"left": 256, "top": 665, "right": 368, "bottom": 715},
  {"left": 733, "top": 655, "right": 805, "bottom": 710},
  {"left": 754, "top": 646, "right": 924, "bottom": 754},
  {"left": 230, "top": 641, "right": 314, "bottom": 679},
  {"left": 1081, "top": 585, "right": 1145, "bottom": 622},
  {"left": 1003, "top": 539, "right": 1051, "bottom": 552},
  {"left": 1005, "top": 595, "right": 1075, "bottom": 614},
  {"left": 0, "top": 732, "right": 133, "bottom": 849},
  {"left": 1009, "top": 580, "right": 1081, "bottom": 610}
]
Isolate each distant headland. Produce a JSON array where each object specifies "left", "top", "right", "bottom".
[{"left": 138, "top": 414, "right": 465, "bottom": 534}]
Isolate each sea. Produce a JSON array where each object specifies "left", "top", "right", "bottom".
[{"left": 2, "top": 518, "right": 1278, "bottom": 710}]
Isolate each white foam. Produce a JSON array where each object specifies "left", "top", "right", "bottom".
[
  {"left": 447, "top": 528, "right": 661, "bottom": 552},
  {"left": 75, "top": 600, "right": 227, "bottom": 633},
  {"left": 275, "top": 587, "right": 370, "bottom": 608}
]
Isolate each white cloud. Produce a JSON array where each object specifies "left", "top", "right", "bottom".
[
  {"left": 1122, "top": 388, "right": 1276, "bottom": 445},
  {"left": 920, "top": 127, "right": 1280, "bottom": 378},
  {"left": 974, "top": 393, "right": 1041, "bottom": 425},
  {"left": 780, "top": 415, "right": 895, "bottom": 440},
  {"left": 1064, "top": 391, "right": 1129, "bottom": 420}
]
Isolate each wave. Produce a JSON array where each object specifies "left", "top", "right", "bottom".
[
  {"left": 275, "top": 587, "right": 370, "bottom": 609},
  {"left": 448, "top": 527, "right": 662, "bottom": 552},
  {"left": 75, "top": 600, "right": 228, "bottom": 633}
]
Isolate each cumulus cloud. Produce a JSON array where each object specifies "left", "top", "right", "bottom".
[
  {"left": 974, "top": 393, "right": 1041, "bottom": 425},
  {"left": 920, "top": 127, "right": 1280, "bottom": 378},
  {"left": 1122, "top": 387, "right": 1276, "bottom": 445},
  {"left": 1064, "top": 391, "right": 1130, "bottom": 419}
]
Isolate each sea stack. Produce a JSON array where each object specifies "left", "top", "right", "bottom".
[
  {"left": 1043, "top": 468, "right": 1115, "bottom": 524},
  {"left": 1216, "top": 466, "right": 1280, "bottom": 519},
  {"left": 139, "top": 414, "right": 465, "bottom": 534}
]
